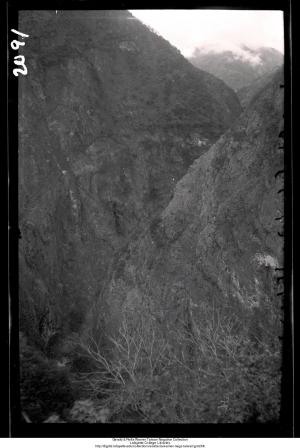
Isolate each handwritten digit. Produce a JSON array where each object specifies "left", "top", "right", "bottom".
[
  {"left": 11, "top": 40, "right": 25, "bottom": 50},
  {"left": 11, "top": 29, "right": 29, "bottom": 38}
]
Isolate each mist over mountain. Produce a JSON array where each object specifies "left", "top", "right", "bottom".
[
  {"left": 17, "top": 10, "right": 284, "bottom": 426},
  {"left": 189, "top": 45, "right": 283, "bottom": 91}
]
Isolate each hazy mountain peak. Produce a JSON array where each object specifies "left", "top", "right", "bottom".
[{"left": 189, "top": 44, "right": 283, "bottom": 90}]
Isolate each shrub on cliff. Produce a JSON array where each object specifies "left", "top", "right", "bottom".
[{"left": 77, "top": 298, "right": 281, "bottom": 423}]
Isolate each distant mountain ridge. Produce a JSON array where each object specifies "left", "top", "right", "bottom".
[{"left": 189, "top": 45, "right": 283, "bottom": 91}]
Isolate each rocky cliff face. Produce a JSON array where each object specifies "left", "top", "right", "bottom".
[
  {"left": 108, "top": 67, "right": 284, "bottom": 315},
  {"left": 189, "top": 46, "right": 283, "bottom": 91},
  {"left": 18, "top": 10, "right": 241, "bottom": 347},
  {"left": 104, "top": 69, "right": 284, "bottom": 422}
]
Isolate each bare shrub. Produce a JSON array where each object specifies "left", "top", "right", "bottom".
[{"left": 74, "top": 297, "right": 282, "bottom": 423}]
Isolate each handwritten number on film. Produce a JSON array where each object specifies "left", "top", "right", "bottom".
[{"left": 11, "top": 29, "right": 29, "bottom": 76}]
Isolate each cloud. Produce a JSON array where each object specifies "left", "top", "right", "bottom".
[
  {"left": 129, "top": 9, "right": 284, "bottom": 57},
  {"left": 194, "top": 44, "right": 264, "bottom": 65}
]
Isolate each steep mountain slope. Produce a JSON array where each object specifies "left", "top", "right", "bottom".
[
  {"left": 237, "top": 69, "right": 280, "bottom": 108},
  {"left": 18, "top": 10, "right": 241, "bottom": 351},
  {"left": 105, "top": 69, "right": 284, "bottom": 422},
  {"left": 189, "top": 46, "right": 283, "bottom": 91}
]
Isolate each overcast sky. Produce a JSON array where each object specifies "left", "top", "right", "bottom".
[{"left": 129, "top": 10, "right": 284, "bottom": 57}]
